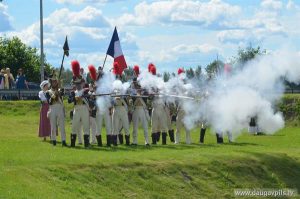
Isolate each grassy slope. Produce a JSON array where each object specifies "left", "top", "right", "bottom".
[{"left": 0, "top": 101, "right": 299, "bottom": 199}]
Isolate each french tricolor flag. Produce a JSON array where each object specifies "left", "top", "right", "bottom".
[{"left": 106, "top": 27, "right": 127, "bottom": 73}]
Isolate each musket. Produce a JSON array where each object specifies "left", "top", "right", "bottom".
[
  {"left": 152, "top": 92, "right": 195, "bottom": 100},
  {"left": 92, "top": 93, "right": 131, "bottom": 97},
  {"left": 92, "top": 93, "right": 115, "bottom": 97}
]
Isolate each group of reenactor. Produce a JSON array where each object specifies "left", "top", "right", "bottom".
[{"left": 44, "top": 60, "right": 260, "bottom": 148}]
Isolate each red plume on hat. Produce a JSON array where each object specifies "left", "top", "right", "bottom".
[
  {"left": 148, "top": 63, "right": 155, "bottom": 72},
  {"left": 133, "top": 65, "right": 140, "bottom": 76},
  {"left": 71, "top": 60, "right": 81, "bottom": 77},
  {"left": 150, "top": 65, "right": 156, "bottom": 75},
  {"left": 178, "top": 68, "right": 185, "bottom": 75},
  {"left": 113, "top": 61, "right": 122, "bottom": 76},
  {"left": 88, "top": 65, "right": 97, "bottom": 81}
]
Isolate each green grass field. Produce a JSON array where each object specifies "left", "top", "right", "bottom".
[{"left": 0, "top": 101, "right": 299, "bottom": 199}]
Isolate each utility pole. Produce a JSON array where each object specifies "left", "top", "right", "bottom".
[{"left": 40, "top": 0, "right": 44, "bottom": 81}]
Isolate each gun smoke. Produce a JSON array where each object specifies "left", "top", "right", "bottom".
[{"left": 96, "top": 49, "right": 300, "bottom": 138}]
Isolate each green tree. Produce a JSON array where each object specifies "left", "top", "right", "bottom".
[
  {"left": 122, "top": 66, "right": 134, "bottom": 82},
  {"left": 60, "top": 68, "right": 73, "bottom": 86},
  {"left": 205, "top": 60, "right": 224, "bottom": 79},
  {"left": 163, "top": 71, "right": 170, "bottom": 82},
  {"left": 235, "top": 45, "right": 265, "bottom": 66},
  {"left": 0, "top": 36, "right": 51, "bottom": 82},
  {"left": 186, "top": 67, "right": 195, "bottom": 79},
  {"left": 194, "top": 65, "right": 202, "bottom": 79}
]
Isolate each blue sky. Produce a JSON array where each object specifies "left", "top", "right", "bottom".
[{"left": 1, "top": 0, "right": 300, "bottom": 73}]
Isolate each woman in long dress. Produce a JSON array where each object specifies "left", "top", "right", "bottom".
[{"left": 38, "top": 80, "right": 51, "bottom": 140}]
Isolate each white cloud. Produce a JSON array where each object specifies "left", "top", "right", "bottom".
[
  {"left": 55, "top": 0, "right": 124, "bottom": 5},
  {"left": 261, "top": 0, "right": 283, "bottom": 10},
  {"left": 286, "top": 0, "right": 300, "bottom": 10},
  {"left": 137, "top": 42, "right": 220, "bottom": 65},
  {"left": 172, "top": 44, "right": 220, "bottom": 54},
  {"left": 115, "top": 0, "right": 241, "bottom": 28},
  {"left": 217, "top": 29, "right": 258, "bottom": 45},
  {"left": 4, "top": 6, "right": 110, "bottom": 47},
  {"left": 0, "top": 3, "right": 13, "bottom": 31},
  {"left": 218, "top": 4, "right": 287, "bottom": 45}
]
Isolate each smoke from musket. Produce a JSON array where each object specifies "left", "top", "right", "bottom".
[
  {"left": 96, "top": 72, "right": 115, "bottom": 113},
  {"left": 96, "top": 72, "right": 131, "bottom": 113},
  {"left": 96, "top": 50, "right": 300, "bottom": 138},
  {"left": 182, "top": 49, "right": 300, "bottom": 137}
]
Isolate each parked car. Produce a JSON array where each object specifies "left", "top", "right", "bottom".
[{"left": 27, "top": 82, "right": 40, "bottom": 90}]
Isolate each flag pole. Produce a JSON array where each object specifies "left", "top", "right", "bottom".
[
  {"left": 58, "top": 53, "right": 65, "bottom": 79},
  {"left": 102, "top": 54, "right": 108, "bottom": 70}
]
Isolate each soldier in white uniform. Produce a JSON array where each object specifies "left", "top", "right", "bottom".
[
  {"left": 199, "top": 123, "right": 207, "bottom": 144},
  {"left": 88, "top": 83, "right": 103, "bottom": 146},
  {"left": 165, "top": 103, "right": 175, "bottom": 142},
  {"left": 151, "top": 95, "right": 169, "bottom": 145},
  {"left": 175, "top": 102, "right": 191, "bottom": 144},
  {"left": 69, "top": 60, "right": 90, "bottom": 148},
  {"left": 248, "top": 117, "right": 260, "bottom": 135},
  {"left": 131, "top": 80, "right": 150, "bottom": 146},
  {"left": 45, "top": 71, "right": 67, "bottom": 146},
  {"left": 96, "top": 99, "right": 113, "bottom": 146},
  {"left": 216, "top": 131, "right": 233, "bottom": 143},
  {"left": 93, "top": 66, "right": 113, "bottom": 147},
  {"left": 112, "top": 90, "right": 130, "bottom": 146}
]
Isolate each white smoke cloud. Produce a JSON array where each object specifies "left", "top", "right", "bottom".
[
  {"left": 96, "top": 72, "right": 115, "bottom": 113},
  {"left": 95, "top": 49, "right": 300, "bottom": 139},
  {"left": 96, "top": 72, "right": 131, "bottom": 113},
  {"left": 182, "top": 49, "right": 300, "bottom": 137}
]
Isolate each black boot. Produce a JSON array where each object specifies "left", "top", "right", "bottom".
[
  {"left": 113, "top": 135, "right": 118, "bottom": 146},
  {"left": 216, "top": 134, "right": 223, "bottom": 144},
  {"left": 62, "top": 140, "right": 68, "bottom": 147},
  {"left": 52, "top": 140, "right": 57, "bottom": 146},
  {"left": 125, "top": 135, "right": 130, "bottom": 146},
  {"left": 168, "top": 130, "right": 175, "bottom": 142},
  {"left": 84, "top": 135, "right": 90, "bottom": 148},
  {"left": 151, "top": 133, "right": 157, "bottom": 145},
  {"left": 71, "top": 134, "right": 76, "bottom": 147},
  {"left": 118, "top": 134, "right": 124, "bottom": 144},
  {"left": 156, "top": 132, "right": 161, "bottom": 142},
  {"left": 106, "top": 135, "right": 111, "bottom": 147},
  {"left": 162, "top": 132, "right": 167, "bottom": 145},
  {"left": 219, "top": 136, "right": 224, "bottom": 143},
  {"left": 216, "top": 134, "right": 220, "bottom": 143},
  {"left": 96, "top": 135, "right": 102, "bottom": 147},
  {"left": 200, "top": 128, "right": 206, "bottom": 143}
]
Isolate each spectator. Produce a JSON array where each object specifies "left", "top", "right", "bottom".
[
  {"left": 4, "top": 67, "right": 15, "bottom": 89},
  {"left": 0, "top": 69, "right": 5, "bottom": 90},
  {"left": 16, "top": 68, "right": 29, "bottom": 90}
]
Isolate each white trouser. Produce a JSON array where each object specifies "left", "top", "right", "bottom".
[
  {"left": 248, "top": 126, "right": 258, "bottom": 134},
  {"left": 72, "top": 105, "right": 90, "bottom": 136},
  {"left": 132, "top": 106, "right": 149, "bottom": 144},
  {"left": 165, "top": 106, "right": 172, "bottom": 130},
  {"left": 77, "top": 122, "right": 83, "bottom": 143},
  {"left": 96, "top": 109, "right": 112, "bottom": 135},
  {"left": 151, "top": 104, "right": 168, "bottom": 133},
  {"left": 175, "top": 109, "right": 190, "bottom": 144},
  {"left": 90, "top": 117, "right": 97, "bottom": 143},
  {"left": 48, "top": 103, "right": 66, "bottom": 141},
  {"left": 112, "top": 106, "right": 129, "bottom": 135},
  {"left": 227, "top": 131, "right": 233, "bottom": 142},
  {"left": 216, "top": 131, "right": 233, "bottom": 142}
]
